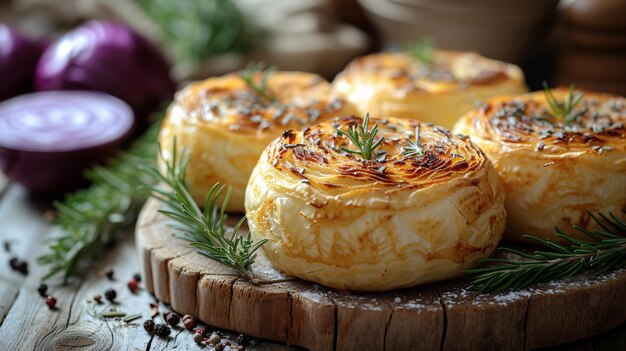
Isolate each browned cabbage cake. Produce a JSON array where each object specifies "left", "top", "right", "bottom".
[
  {"left": 245, "top": 115, "right": 506, "bottom": 291},
  {"left": 454, "top": 89, "right": 626, "bottom": 243},
  {"left": 333, "top": 51, "right": 527, "bottom": 128},
  {"left": 159, "top": 71, "right": 353, "bottom": 212}
]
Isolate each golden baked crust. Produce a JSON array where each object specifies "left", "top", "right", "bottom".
[
  {"left": 245, "top": 115, "right": 506, "bottom": 291},
  {"left": 159, "top": 71, "right": 353, "bottom": 212},
  {"left": 453, "top": 89, "right": 626, "bottom": 243},
  {"left": 333, "top": 51, "right": 527, "bottom": 128}
]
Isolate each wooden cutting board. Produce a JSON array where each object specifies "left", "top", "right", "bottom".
[{"left": 136, "top": 198, "right": 626, "bottom": 351}]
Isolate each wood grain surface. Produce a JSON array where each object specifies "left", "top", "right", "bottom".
[
  {"left": 137, "top": 198, "right": 626, "bottom": 351},
  {"left": 0, "top": 184, "right": 624, "bottom": 351}
]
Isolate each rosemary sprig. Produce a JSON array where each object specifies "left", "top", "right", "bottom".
[
  {"left": 338, "top": 113, "right": 384, "bottom": 160},
  {"left": 402, "top": 126, "right": 424, "bottom": 158},
  {"left": 239, "top": 62, "right": 277, "bottom": 102},
  {"left": 143, "top": 140, "right": 267, "bottom": 280},
  {"left": 466, "top": 209, "right": 626, "bottom": 293},
  {"left": 542, "top": 82, "right": 587, "bottom": 125},
  {"left": 408, "top": 38, "right": 435, "bottom": 65},
  {"left": 38, "top": 122, "right": 161, "bottom": 282}
]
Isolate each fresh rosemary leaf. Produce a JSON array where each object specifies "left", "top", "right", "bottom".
[
  {"left": 466, "top": 209, "right": 626, "bottom": 293},
  {"left": 408, "top": 38, "right": 435, "bottom": 65},
  {"left": 402, "top": 126, "right": 424, "bottom": 158},
  {"left": 38, "top": 121, "right": 161, "bottom": 283},
  {"left": 338, "top": 113, "right": 384, "bottom": 160},
  {"left": 239, "top": 62, "right": 277, "bottom": 102},
  {"left": 143, "top": 140, "right": 267, "bottom": 280},
  {"left": 542, "top": 82, "right": 587, "bottom": 125}
]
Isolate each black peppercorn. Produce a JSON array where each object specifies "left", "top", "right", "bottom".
[
  {"left": 104, "top": 288, "right": 117, "bottom": 302},
  {"left": 143, "top": 319, "right": 155, "bottom": 334},
  {"left": 154, "top": 323, "right": 171, "bottom": 338},
  {"left": 9, "top": 257, "right": 28, "bottom": 275},
  {"left": 37, "top": 283, "right": 48, "bottom": 297},
  {"left": 166, "top": 312, "right": 180, "bottom": 327},
  {"left": 236, "top": 334, "right": 250, "bottom": 345},
  {"left": 93, "top": 294, "right": 102, "bottom": 303},
  {"left": 105, "top": 269, "right": 115, "bottom": 281},
  {"left": 133, "top": 273, "right": 142, "bottom": 282}
]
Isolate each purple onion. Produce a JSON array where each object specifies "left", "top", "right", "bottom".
[
  {"left": 0, "top": 91, "right": 134, "bottom": 195},
  {"left": 0, "top": 25, "right": 43, "bottom": 101},
  {"left": 35, "top": 21, "right": 175, "bottom": 129}
]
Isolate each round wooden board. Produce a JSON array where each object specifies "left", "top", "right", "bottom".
[{"left": 136, "top": 198, "right": 626, "bottom": 351}]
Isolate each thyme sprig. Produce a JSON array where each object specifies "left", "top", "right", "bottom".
[
  {"left": 143, "top": 140, "right": 267, "bottom": 280},
  {"left": 467, "top": 209, "right": 626, "bottom": 293},
  {"left": 338, "top": 113, "right": 384, "bottom": 160},
  {"left": 402, "top": 126, "right": 424, "bottom": 158},
  {"left": 408, "top": 38, "right": 435, "bottom": 65},
  {"left": 239, "top": 62, "right": 277, "bottom": 102},
  {"left": 38, "top": 122, "right": 161, "bottom": 282},
  {"left": 542, "top": 82, "right": 587, "bottom": 125}
]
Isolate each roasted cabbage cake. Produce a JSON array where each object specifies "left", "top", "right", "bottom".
[
  {"left": 159, "top": 71, "right": 353, "bottom": 212},
  {"left": 333, "top": 51, "right": 527, "bottom": 128},
  {"left": 245, "top": 115, "right": 506, "bottom": 291},
  {"left": 454, "top": 89, "right": 626, "bottom": 243}
]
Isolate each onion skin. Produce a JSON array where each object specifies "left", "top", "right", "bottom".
[
  {"left": 0, "top": 25, "right": 43, "bottom": 101},
  {"left": 0, "top": 91, "right": 134, "bottom": 196},
  {"left": 34, "top": 21, "right": 175, "bottom": 130}
]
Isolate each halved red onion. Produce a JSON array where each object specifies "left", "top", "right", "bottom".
[{"left": 0, "top": 91, "right": 134, "bottom": 195}]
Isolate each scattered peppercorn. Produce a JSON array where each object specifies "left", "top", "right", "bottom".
[
  {"left": 154, "top": 323, "right": 171, "bottom": 338},
  {"left": 143, "top": 319, "right": 155, "bottom": 334},
  {"left": 105, "top": 269, "right": 115, "bottom": 281},
  {"left": 127, "top": 278, "right": 139, "bottom": 293},
  {"left": 45, "top": 296, "right": 57, "bottom": 309},
  {"left": 93, "top": 294, "right": 102, "bottom": 303},
  {"left": 193, "top": 333, "right": 203, "bottom": 343},
  {"left": 182, "top": 314, "right": 196, "bottom": 330},
  {"left": 104, "top": 288, "right": 117, "bottom": 302},
  {"left": 37, "top": 283, "right": 48, "bottom": 297},
  {"left": 207, "top": 333, "right": 221, "bottom": 346},
  {"left": 133, "top": 273, "right": 142, "bottom": 282},
  {"left": 166, "top": 312, "right": 180, "bottom": 327},
  {"left": 9, "top": 257, "right": 28, "bottom": 275},
  {"left": 236, "top": 334, "right": 250, "bottom": 346}
]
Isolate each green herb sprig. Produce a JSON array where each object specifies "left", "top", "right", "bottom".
[
  {"left": 143, "top": 140, "right": 267, "bottom": 280},
  {"left": 338, "top": 113, "right": 384, "bottom": 160},
  {"left": 239, "top": 62, "right": 277, "bottom": 102},
  {"left": 542, "top": 82, "right": 587, "bottom": 125},
  {"left": 408, "top": 38, "right": 435, "bottom": 65},
  {"left": 38, "top": 122, "right": 161, "bottom": 282},
  {"left": 402, "top": 126, "right": 424, "bottom": 158},
  {"left": 466, "top": 209, "right": 626, "bottom": 293}
]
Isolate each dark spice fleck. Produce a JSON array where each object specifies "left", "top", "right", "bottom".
[
  {"left": 105, "top": 269, "right": 115, "bottom": 281},
  {"left": 154, "top": 323, "right": 171, "bottom": 338},
  {"left": 9, "top": 257, "right": 28, "bottom": 275},
  {"left": 143, "top": 319, "right": 155, "bottom": 334},
  {"left": 166, "top": 312, "right": 180, "bottom": 327},
  {"left": 3, "top": 241, "right": 10, "bottom": 252},
  {"left": 133, "top": 273, "right": 142, "bottom": 282},
  {"left": 237, "top": 334, "right": 250, "bottom": 345},
  {"left": 537, "top": 142, "right": 545, "bottom": 151},
  {"left": 37, "top": 283, "right": 48, "bottom": 297},
  {"left": 93, "top": 294, "right": 102, "bottom": 304},
  {"left": 104, "top": 288, "right": 117, "bottom": 302}
]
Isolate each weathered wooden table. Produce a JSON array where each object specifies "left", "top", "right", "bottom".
[{"left": 0, "top": 178, "right": 624, "bottom": 351}]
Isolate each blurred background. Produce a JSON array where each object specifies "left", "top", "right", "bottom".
[{"left": 1, "top": 0, "right": 625, "bottom": 94}]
